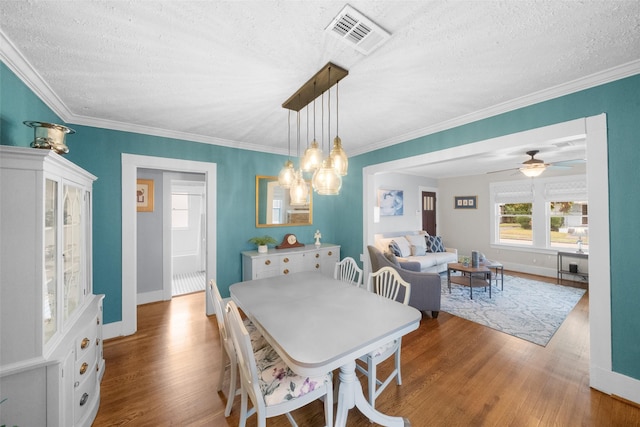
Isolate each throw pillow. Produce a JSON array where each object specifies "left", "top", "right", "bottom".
[
  {"left": 391, "top": 238, "right": 412, "bottom": 257},
  {"left": 426, "top": 235, "right": 445, "bottom": 253},
  {"left": 388, "top": 241, "right": 402, "bottom": 257},
  {"left": 405, "top": 234, "right": 427, "bottom": 256},
  {"left": 384, "top": 251, "right": 400, "bottom": 267}
]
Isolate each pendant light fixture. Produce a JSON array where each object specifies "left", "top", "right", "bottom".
[
  {"left": 312, "top": 66, "right": 342, "bottom": 195},
  {"left": 277, "top": 110, "right": 295, "bottom": 188},
  {"left": 329, "top": 80, "right": 348, "bottom": 176},
  {"left": 281, "top": 62, "right": 348, "bottom": 196},
  {"left": 290, "top": 107, "right": 309, "bottom": 205},
  {"left": 301, "top": 82, "right": 323, "bottom": 172}
]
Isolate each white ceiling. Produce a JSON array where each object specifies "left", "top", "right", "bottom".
[{"left": 1, "top": 1, "right": 639, "bottom": 177}]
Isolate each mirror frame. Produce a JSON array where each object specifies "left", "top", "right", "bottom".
[{"left": 255, "top": 175, "right": 313, "bottom": 227}]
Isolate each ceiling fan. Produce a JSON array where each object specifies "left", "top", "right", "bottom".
[{"left": 489, "top": 150, "right": 583, "bottom": 177}]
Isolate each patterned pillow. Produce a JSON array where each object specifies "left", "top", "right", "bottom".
[
  {"left": 426, "top": 235, "right": 445, "bottom": 253},
  {"left": 391, "top": 238, "right": 412, "bottom": 257},
  {"left": 388, "top": 241, "right": 402, "bottom": 257}
]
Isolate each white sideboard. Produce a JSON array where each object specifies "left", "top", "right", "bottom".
[
  {"left": 242, "top": 243, "right": 340, "bottom": 281},
  {"left": 0, "top": 146, "right": 104, "bottom": 427}
]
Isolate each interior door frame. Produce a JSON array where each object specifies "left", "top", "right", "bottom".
[
  {"left": 115, "top": 154, "right": 217, "bottom": 338},
  {"left": 361, "top": 115, "right": 626, "bottom": 399}
]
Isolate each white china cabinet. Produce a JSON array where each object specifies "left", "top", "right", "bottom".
[{"left": 0, "top": 146, "right": 104, "bottom": 427}]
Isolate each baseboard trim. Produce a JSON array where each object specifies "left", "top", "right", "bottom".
[{"left": 591, "top": 366, "right": 640, "bottom": 406}]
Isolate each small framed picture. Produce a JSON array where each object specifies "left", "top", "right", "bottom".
[
  {"left": 137, "top": 179, "right": 154, "bottom": 212},
  {"left": 454, "top": 196, "right": 477, "bottom": 209}
]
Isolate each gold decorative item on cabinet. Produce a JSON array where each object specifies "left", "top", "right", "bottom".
[{"left": 24, "top": 120, "right": 75, "bottom": 154}]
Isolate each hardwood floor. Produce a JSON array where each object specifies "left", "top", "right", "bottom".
[{"left": 93, "top": 273, "right": 640, "bottom": 426}]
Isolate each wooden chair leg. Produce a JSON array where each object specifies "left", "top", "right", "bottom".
[
  {"left": 217, "top": 347, "right": 227, "bottom": 392},
  {"left": 224, "top": 353, "right": 237, "bottom": 416}
]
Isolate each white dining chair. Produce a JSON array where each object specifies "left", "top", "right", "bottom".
[
  {"left": 225, "top": 300, "right": 333, "bottom": 427},
  {"left": 209, "top": 280, "right": 267, "bottom": 417},
  {"left": 334, "top": 256, "right": 363, "bottom": 287},
  {"left": 358, "top": 266, "right": 411, "bottom": 411}
]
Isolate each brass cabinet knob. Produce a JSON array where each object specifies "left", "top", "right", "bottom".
[
  {"left": 328, "top": 251, "right": 333, "bottom": 256},
  {"left": 265, "top": 260, "right": 271, "bottom": 265},
  {"left": 283, "top": 269, "right": 289, "bottom": 274},
  {"left": 315, "top": 264, "right": 320, "bottom": 269},
  {"left": 80, "top": 337, "right": 90, "bottom": 349},
  {"left": 315, "top": 253, "right": 320, "bottom": 258},
  {"left": 79, "top": 362, "right": 89, "bottom": 375},
  {"left": 283, "top": 257, "right": 289, "bottom": 263}
]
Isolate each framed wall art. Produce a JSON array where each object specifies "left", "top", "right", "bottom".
[
  {"left": 136, "top": 179, "right": 154, "bottom": 212},
  {"left": 454, "top": 195, "right": 477, "bottom": 209},
  {"left": 378, "top": 189, "right": 404, "bottom": 216}
]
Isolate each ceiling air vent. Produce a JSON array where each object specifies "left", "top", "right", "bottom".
[{"left": 325, "top": 5, "right": 391, "bottom": 55}]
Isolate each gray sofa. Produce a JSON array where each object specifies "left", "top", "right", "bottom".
[{"left": 367, "top": 245, "right": 441, "bottom": 318}]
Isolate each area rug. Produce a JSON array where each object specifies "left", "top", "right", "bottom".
[{"left": 440, "top": 274, "right": 586, "bottom": 346}]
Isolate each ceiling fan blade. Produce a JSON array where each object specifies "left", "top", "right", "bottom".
[
  {"left": 550, "top": 158, "right": 586, "bottom": 166},
  {"left": 487, "top": 167, "right": 519, "bottom": 174}
]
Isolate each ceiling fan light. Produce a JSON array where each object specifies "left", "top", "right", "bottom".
[
  {"left": 301, "top": 140, "right": 323, "bottom": 172},
  {"left": 312, "top": 157, "right": 342, "bottom": 195},
  {"left": 520, "top": 164, "right": 546, "bottom": 177},
  {"left": 290, "top": 170, "right": 309, "bottom": 205},
  {"left": 277, "top": 159, "right": 295, "bottom": 188},
  {"left": 329, "top": 136, "right": 348, "bottom": 176}
]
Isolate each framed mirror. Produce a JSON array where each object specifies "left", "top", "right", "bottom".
[{"left": 256, "top": 175, "right": 312, "bottom": 227}]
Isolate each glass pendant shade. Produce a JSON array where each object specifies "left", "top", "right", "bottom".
[
  {"left": 290, "top": 170, "right": 309, "bottom": 206},
  {"left": 278, "top": 159, "right": 295, "bottom": 188},
  {"left": 301, "top": 140, "right": 323, "bottom": 172},
  {"left": 312, "top": 157, "right": 342, "bottom": 195},
  {"left": 329, "top": 136, "right": 348, "bottom": 176},
  {"left": 519, "top": 164, "right": 546, "bottom": 177}
]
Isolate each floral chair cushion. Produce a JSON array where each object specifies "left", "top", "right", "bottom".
[
  {"left": 243, "top": 318, "right": 268, "bottom": 351},
  {"left": 369, "top": 339, "right": 398, "bottom": 358},
  {"left": 253, "top": 345, "right": 330, "bottom": 406}
]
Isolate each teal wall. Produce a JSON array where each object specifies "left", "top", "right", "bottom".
[
  {"left": 348, "top": 74, "right": 640, "bottom": 381},
  {"left": 2, "top": 61, "right": 639, "bottom": 380}
]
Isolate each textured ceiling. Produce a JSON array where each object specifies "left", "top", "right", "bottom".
[{"left": 1, "top": 1, "right": 639, "bottom": 176}]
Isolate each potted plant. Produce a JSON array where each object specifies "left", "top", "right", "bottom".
[{"left": 248, "top": 235, "right": 277, "bottom": 253}]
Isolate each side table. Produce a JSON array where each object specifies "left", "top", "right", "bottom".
[
  {"left": 557, "top": 251, "right": 589, "bottom": 284},
  {"left": 483, "top": 260, "right": 504, "bottom": 290}
]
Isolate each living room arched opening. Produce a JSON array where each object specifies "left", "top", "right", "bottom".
[{"left": 362, "top": 115, "right": 613, "bottom": 396}]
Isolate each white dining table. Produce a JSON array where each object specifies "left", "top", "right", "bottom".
[{"left": 230, "top": 271, "right": 421, "bottom": 427}]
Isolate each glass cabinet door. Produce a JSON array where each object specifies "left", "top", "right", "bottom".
[
  {"left": 63, "top": 183, "right": 83, "bottom": 321},
  {"left": 44, "top": 179, "right": 58, "bottom": 344}
]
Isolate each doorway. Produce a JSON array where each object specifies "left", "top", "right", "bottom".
[
  {"left": 120, "top": 154, "right": 217, "bottom": 338},
  {"left": 171, "top": 179, "right": 206, "bottom": 296},
  {"left": 421, "top": 191, "right": 437, "bottom": 235},
  {"left": 362, "top": 115, "right": 612, "bottom": 396}
]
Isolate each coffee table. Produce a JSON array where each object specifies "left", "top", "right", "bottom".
[{"left": 447, "top": 262, "right": 491, "bottom": 299}]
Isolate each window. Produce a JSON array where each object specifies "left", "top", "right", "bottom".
[
  {"left": 272, "top": 198, "right": 283, "bottom": 224},
  {"left": 498, "top": 203, "right": 533, "bottom": 245},
  {"left": 491, "top": 176, "right": 587, "bottom": 251},
  {"left": 172, "top": 193, "right": 189, "bottom": 229}
]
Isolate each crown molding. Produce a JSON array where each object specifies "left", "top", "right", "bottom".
[
  {"left": 2, "top": 26, "right": 638, "bottom": 158},
  {"left": 351, "top": 59, "right": 640, "bottom": 156},
  {"left": 0, "top": 29, "right": 75, "bottom": 121}
]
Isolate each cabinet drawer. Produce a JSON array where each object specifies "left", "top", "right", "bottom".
[
  {"left": 75, "top": 318, "right": 98, "bottom": 357},
  {"left": 280, "top": 253, "right": 304, "bottom": 275},
  {"left": 74, "top": 364, "right": 98, "bottom": 424},
  {"left": 75, "top": 341, "right": 97, "bottom": 384}
]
